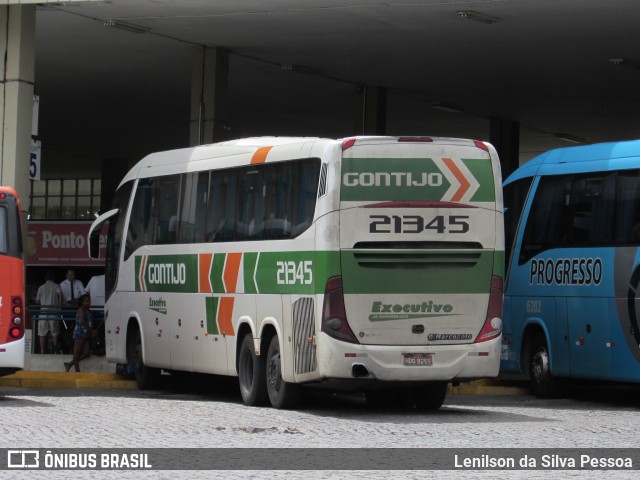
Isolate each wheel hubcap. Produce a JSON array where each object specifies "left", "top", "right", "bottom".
[
  {"left": 531, "top": 348, "right": 549, "bottom": 384},
  {"left": 267, "top": 352, "right": 282, "bottom": 392}
]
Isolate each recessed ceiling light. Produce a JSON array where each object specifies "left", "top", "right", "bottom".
[
  {"left": 104, "top": 19, "right": 148, "bottom": 34},
  {"left": 457, "top": 10, "right": 501, "bottom": 24}
]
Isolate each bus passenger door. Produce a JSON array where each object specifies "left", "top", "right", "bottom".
[
  {"left": 141, "top": 293, "right": 172, "bottom": 370},
  {"left": 554, "top": 297, "right": 570, "bottom": 377},
  {"left": 567, "top": 297, "right": 611, "bottom": 379},
  {"left": 169, "top": 294, "right": 192, "bottom": 371}
]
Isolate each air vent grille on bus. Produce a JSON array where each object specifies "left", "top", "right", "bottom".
[
  {"left": 317, "top": 163, "right": 328, "bottom": 198},
  {"left": 352, "top": 241, "right": 482, "bottom": 269},
  {"left": 292, "top": 297, "right": 317, "bottom": 375}
]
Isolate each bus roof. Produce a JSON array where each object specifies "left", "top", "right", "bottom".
[
  {"left": 504, "top": 138, "right": 640, "bottom": 185},
  {"left": 119, "top": 135, "right": 496, "bottom": 187}
]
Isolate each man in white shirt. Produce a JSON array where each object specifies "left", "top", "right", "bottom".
[
  {"left": 60, "top": 269, "right": 84, "bottom": 305},
  {"left": 84, "top": 274, "right": 105, "bottom": 306},
  {"left": 59, "top": 270, "right": 85, "bottom": 353},
  {"left": 35, "top": 271, "right": 63, "bottom": 354}
]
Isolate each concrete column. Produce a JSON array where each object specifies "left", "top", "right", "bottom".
[
  {"left": 354, "top": 86, "right": 387, "bottom": 135},
  {"left": 100, "top": 158, "right": 130, "bottom": 213},
  {"left": 0, "top": 5, "right": 35, "bottom": 210},
  {"left": 490, "top": 118, "right": 520, "bottom": 180},
  {"left": 190, "top": 46, "right": 229, "bottom": 146}
]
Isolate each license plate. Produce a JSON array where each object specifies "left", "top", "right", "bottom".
[{"left": 402, "top": 353, "right": 433, "bottom": 366}]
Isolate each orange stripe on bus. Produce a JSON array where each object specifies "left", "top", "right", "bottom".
[
  {"left": 218, "top": 297, "right": 235, "bottom": 336},
  {"left": 224, "top": 252, "right": 242, "bottom": 293},
  {"left": 442, "top": 157, "right": 470, "bottom": 202},
  {"left": 199, "top": 253, "right": 213, "bottom": 293},
  {"left": 250, "top": 146, "right": 272, "bottom": 164}
]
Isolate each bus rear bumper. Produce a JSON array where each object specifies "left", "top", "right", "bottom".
[{"left": 315, "top": 334, "right": 501, "bottom": 383}]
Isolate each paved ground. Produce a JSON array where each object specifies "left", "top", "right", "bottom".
[{"left": 1, "top": 375, "right": 639, "bottom": 479}]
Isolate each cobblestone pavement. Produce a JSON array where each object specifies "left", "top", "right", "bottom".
[{"left": 1, "top": 378, "right": 638, "bottom": 479}]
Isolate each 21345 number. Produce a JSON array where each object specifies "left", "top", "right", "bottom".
[{"left": 369, "top": 215, "right": 470, "bottom": 234}]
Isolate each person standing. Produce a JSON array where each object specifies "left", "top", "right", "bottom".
[
  {"left": 59, "top": 270, "right": 85, "bottom": 352},
  {"left": 84, "top": 274, "right": 106, "bottom": 356},
  {"left": 64, "top": 294, "right": 94, "bottom": 372},
  {"left": 60, "top": 270, "right": 84, "bottom": 305},
  {"left": 35, "top": 271, "right": 63, "bottom": 354},
  {"left": 83, "top": 274, "right": 105, "bottom": 307}
]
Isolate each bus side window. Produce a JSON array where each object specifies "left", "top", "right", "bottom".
[
  {"left": 616, "top": 170, "right": 640, "bottom": 243},
  {"left": 571, "top": 173, "right": 615, "bottom": 244},
  {"left": 153, "top": 174, "right": 181, "bottom": 245},
  {"left": 125, "top": 179, "right": 154, "bottom": 259},
  {"left": 503, "top": 177, "right": 533, "bottom": 273},
  {"left": 178, "top": 171, "right": 209, "bottom": 244},
  {"left": 291, "top": 159, "right": 321, "bottom": 236},
  {"left": 520, "top": 175, "right": 571, "bottom": 264},
  {"left": 206, "top": 172, "right": 237, "bottom": 242}
]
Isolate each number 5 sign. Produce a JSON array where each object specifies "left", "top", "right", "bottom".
[{"left": 29, "top": 139, "right": 41, "bottom": 181}]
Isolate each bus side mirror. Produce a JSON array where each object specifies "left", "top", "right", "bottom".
[
  {"left": 87, "top": 208, "right": 119, "bottom": 260},
  {"left": 89, "top": 229, "right": 101, "bottom": 259}
]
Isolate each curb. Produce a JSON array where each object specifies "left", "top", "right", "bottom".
[
  {"left": 449, "top": 379, "right": 529, "bottom": 396},
  {"left": 0, "top": 371, "right": 137, "bottom": 390},
  {"left": 0, "top": 371, "right": 528, "bottom": 395}
]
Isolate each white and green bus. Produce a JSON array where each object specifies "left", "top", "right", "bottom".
[{"left": 88, "top": 136, "right": 504, "bottom": 409}]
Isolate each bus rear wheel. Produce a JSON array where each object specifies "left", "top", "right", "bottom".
[
  {"left": 127, "top": 325, "right": 160, "bottom": 390},
  {"left": 266, "top": 335, "right": 301, "bottom": 409},
  {"left": 238, "top": 333, "right": 268, "bottom": 406},
  {"left": 528, "top": 334, "right": 562, "bottom": 398},
  {"left": 412, "top": 382, "right": 448, "bottom": 410}
]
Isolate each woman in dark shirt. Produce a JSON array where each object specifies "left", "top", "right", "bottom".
[{"left": 64, "top": 294, "right": 93, "bottom": 372}]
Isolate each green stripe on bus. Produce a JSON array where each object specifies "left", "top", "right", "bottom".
[
  {"left": 245, "top": 251, "right": 341, "bottom": 294},
  {"left": 212, "top": 254, "right": 227, "bottom": 293},
  {"left": 340, "top": 250, "right": 496, "bottom": 294},
  {"left": 341, "top": 157, "right": 451, "bottom": 202},
  {"left": 493, "top": 250, "right": 505, "bottom": 279},
  {"left": 243, "top": 252, "right": 259, "bottom": 294},
  {"left": 135, "top": 256, "right": 142, "bottom": 291},
  {"left": 205, "top": 297, "right": 219, "bottom": 335},
  {"left": 463, "top": 158, "right": 496, "bottom": 202},
  {"left": 138, "top": 254, "right": 199, "bottom": 293}
]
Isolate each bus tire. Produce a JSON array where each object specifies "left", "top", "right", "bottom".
[
  {"left": 266, "top": 335, "right": 301, "bottom": 409},
  {"left": 238, "top": 334, "right": 268, "bottom": 406},
  {"left": 412, "top": 382, "right": 448, "bottom": 410},
  {"left": 128, "top": 325, "right": 160, "bottom": 390},
  {"left": 528, "top": 334, "right": 562, "bottom": 398}
]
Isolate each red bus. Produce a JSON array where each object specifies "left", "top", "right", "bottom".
[{"left": 0, "top": 186, "right": 25, "bottom": 376}]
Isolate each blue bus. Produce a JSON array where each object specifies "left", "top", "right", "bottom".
[{"left": 501, "top": 139, "right": 640, "bottom": 397}]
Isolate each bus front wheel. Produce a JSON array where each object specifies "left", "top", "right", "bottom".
[
  {"left": 127, "top": 326, "right": 160, "bottom": 390},
  {"left": 528, "top": 334, "right": 562, "bottom": 398},
  {"left": 266, "top": 335, "right": 301, "bottom": 409},
  {"left": 238, "top": 334, "right": 268, "bottom": 406}
]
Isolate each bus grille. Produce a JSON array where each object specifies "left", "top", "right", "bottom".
[
  {"left": 292, "top": 297, "right": 317, "bottom": 375},
  {"left": 351, "top": 241, "right": 482, "bottom": 269}
]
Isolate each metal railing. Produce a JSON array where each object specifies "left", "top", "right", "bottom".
[{"left": 28, "top": 305, "right": 105, "bottom": 354}]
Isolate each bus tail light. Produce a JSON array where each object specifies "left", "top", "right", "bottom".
[
  {"left": 475, "top": 276, "right": 503, "bottom": 343},
  {"left": 474, "top": 140, "right": 489, "bottom": 152},
  {"left": 7, "top": 296, "right": 24, "bottom": 341},
  {"left": 321, "top": 276, "right": 359, "bottom": 344}
]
